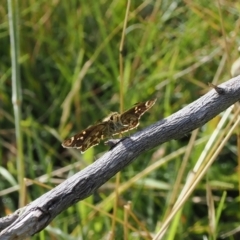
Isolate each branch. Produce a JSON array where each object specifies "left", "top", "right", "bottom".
[{"left": 1, "top": 76, "right": 240, "bottom": 240}]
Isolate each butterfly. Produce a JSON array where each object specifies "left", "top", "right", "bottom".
[{"left": 62, "top": 99, "right": 157, "bottom": 152}]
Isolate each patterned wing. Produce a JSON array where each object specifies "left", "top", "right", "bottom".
[
  {"left": 62, "top": 98, "right": 156, "bottom": 151},
  {"left": 62, "top": 122, "right": 109, "bottom": 153},
  {"left": 113, "top": 98, "right": 157, "bottom": 135}
]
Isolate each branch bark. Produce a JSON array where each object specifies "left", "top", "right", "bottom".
[{"left": 1, "top": 76, "right": 240, "bottom": 240}]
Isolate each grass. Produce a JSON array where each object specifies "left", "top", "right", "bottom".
[{"left": 1, "top": 0, "right": 240, "bottom": 239}]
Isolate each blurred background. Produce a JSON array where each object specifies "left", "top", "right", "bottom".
[{"left": 1, "top": 0, "right": 240, "bottom": 239}]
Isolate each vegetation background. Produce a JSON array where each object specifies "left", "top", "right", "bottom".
[{"left": 1, "top": 0, "right": 240, "bottom": 239}]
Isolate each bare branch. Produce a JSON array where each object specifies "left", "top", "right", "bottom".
[{"left": 1, "top": 76, "right": 240, "bottom": 240}]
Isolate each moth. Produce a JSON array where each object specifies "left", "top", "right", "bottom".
[{"left": 62, "top": 98, "right": 156, "bottom": 152}]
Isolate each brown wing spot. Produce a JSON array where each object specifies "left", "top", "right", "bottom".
[
  {"left": 95, "top": 132, "right": 101, "bottom": 137},
  {"left": 81, "top": 138, "right": 100, "bottom": 152}
]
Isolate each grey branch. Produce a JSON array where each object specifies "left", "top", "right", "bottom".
[{"left": 1, "top": 76, "right": 240, "bottom": 240}]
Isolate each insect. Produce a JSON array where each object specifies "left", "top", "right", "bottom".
[{"left": 62, "top": 99, "right": 157, "bottom": 152}]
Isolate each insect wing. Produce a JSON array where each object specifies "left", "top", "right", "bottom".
[
  {"left": 114, "top": 98, "right": 157, "bottom": 134},
  {"left": 62, "top": 122, "right": 109, "bottom": 152}
]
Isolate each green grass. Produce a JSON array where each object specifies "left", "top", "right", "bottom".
[{"left": 1, "top": 0, "right": 240, "bottom": 239}]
